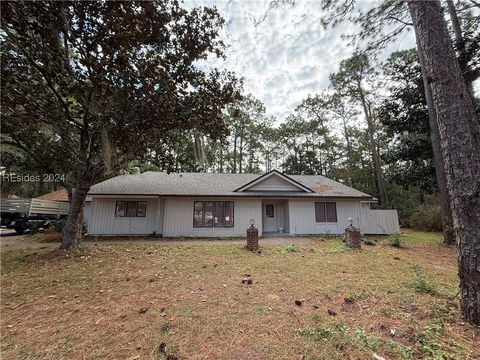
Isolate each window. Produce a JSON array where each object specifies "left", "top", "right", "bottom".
[
  {"left": 266, "top": 204, "right": 274, "bottom": 217},
  {"left": 214, "top": 202, "right": 224, "bottom": 227},
  {"left": 193, "top": 201, "right": 234, "bottom": 228},
  {"left": 204, "top": 201, "right": 214, "bottom": 227},
  {"left": 136, "top": 202, "right": 147, "bottom": 217},
  {"left": 224, "top": 201, "right": 234, "bottom": 227},
  {"left": 115, "top": 201, "right": 147, "bottom": 217},
  {"left": 315, "top": 202, "right": 337, "bottom": 222},
  {"left": 126, "top": 201, "right": 137, "bottom": 217},
  {"left": 115, "top": 201, "right": 126, "bottom": 217},
  {"left": 193, "top": 202, "right": 204, "bottom": 227},
  {"left": 326, "top": 202, "right": 337, "bottom": 222}
]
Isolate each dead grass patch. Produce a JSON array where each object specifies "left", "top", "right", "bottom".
[
  {"left": 1, "top": 232, "right": 478, "bottom": 359},
  {"left": 21, "top": 232, "right": 63, "bottom": 243}
]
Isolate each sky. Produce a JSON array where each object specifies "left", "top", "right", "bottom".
[{"left": 185, "top": 0, "right": 477, "bottom": 122}]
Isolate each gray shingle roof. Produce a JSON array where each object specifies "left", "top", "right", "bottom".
[{"left": 89, "top": 171, "right": 373, "bottom": 199}]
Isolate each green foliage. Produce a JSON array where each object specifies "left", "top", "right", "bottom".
[
  {"left": 1, "top": 0, "right": 241, "bottom": 190},
  {"left": 1, "top": 1, "right": 242, "bottom": 247},
  {"left": 279, "top": 244, "right": 297, "bottom": 253},
  {"left": 27, "top": 221, "right": 40, "bottom": 235},
  {"left": 299, "top": 324, "right": 349, "bottom": 341},
  {"left": 363, "top": 238, "right": 376, "bottom": 246},
  {"left": 385, "top": 340, "right": 414, "bottom": 360},
  {"left": 378, "top": 49, "right": 436, "bottom": 194},
  {"left": 351, "top": 330, "right": 380, "bottom": 351},
  {"left": 322, "top": 241, "right": 348, "bottom": 253},
  {"left": 386, "top": 233, "right": 402, "bottom": 247},
  {"left": 412, "top": 264, "right": 436, "bottom": 295},
  {"left": 345, "top": 290, "right": 370, "bottom": 302},
  {"left": 416, "top": 322, "right": 464, "bottom": 359},
  {"left": 407, "top": 204, "right": 443, "bottom": 232}
]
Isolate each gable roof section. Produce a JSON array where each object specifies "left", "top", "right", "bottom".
[
  {"left": 89, "top": 171, "right": 373, "bottom": 199},
  {"left": 234, "top": 170, "right": 313, "bottom": 193}
]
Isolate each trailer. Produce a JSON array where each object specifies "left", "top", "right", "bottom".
[{"left": 0, "top": 198, "right": 69, "bottom": 234}]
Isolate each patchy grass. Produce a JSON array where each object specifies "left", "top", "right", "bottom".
[
  {"left": 1, "top": 231, "right": 478, "bottom": 359},
  {"left": 21, "top": 231, "right": 63, "bottom": 243},
  {"left": 399, "top": 229, "right": 444, "bottom": 245}
]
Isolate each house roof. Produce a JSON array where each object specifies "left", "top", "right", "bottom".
[
  {"left": 234, "top": 170, "right": 315, "bottom": 193},
  {"left": 36, "top": 188, "right": 69, "bottom": 202},
  {"left": 88, "top": 171, "right": 374, "bottom": 199}
]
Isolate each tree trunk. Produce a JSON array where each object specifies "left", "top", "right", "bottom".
[
  {"left": 238, "top": 130, "right": 244, "bottom": 174},
  {"left": 61, "top": 171, "right": 92, "bottom": 249},
  {"left": 415, "top": 30, "right": 455, "bottom": 245},
  {"left": 219, "top": 142, "right": 224, "bottom": 173},
  {"left": 248, "top": 146, "right": 254, "bottom": 173},
  {"left": 232, "top": 133, "right": 237, "bottom": 173},
  {"left": 342, "top": 117, "right": 354, "bottom": 186},
  {"left": 408, "top": 0, "right": 480, "bottom": 325},
  {"left": 445, "top": 0, "right": 475, "bottom": 97},
  {"left": 358, "top": 88, "right": 387, "bottom": 206}
]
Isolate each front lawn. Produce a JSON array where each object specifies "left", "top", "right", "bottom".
[{"left": 1, "top": 231, "right": 478, "bottom": 359}]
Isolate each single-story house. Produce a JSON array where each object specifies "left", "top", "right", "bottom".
[{"left": 86, "top": 170, "right": 399, "bottom": 237}]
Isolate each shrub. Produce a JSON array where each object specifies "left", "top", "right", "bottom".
[
  {"left": 27, "top": 221, "right": 41, "bottom": 235},
  {"left": 52, "top": 220, "right": 66, "bottom": 232},
  {"left": 386, "top": 233, "right": 402, "bottom": 247},
  {"left": 408, "top": 204, "right": 443, "bottom": 232}
]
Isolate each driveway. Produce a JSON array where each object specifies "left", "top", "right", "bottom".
[
  {"left": 0, "top": 229, "right": 53, "bottom": 252},
  {"left": 1, "top": 230, "right": 315, "bottom": 253}
]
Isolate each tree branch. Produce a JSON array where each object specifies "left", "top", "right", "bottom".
[
  {"left": 3, "top": 27, "right": 84, "bottom": 130},
  {"left": 387, "top": 16, "right": 413, "bottom": 27}
]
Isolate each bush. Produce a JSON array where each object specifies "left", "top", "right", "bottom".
[
  {"left": 408, "top": 204, "right": 443, "bottom": 232},
  {"left": 27, "top": 221, "right": 41, "bottom": 235},
  {"left": 386, "top": 233, "right": 402, "bottom": 247},
  {"left": 52, "top": 220, "right": 66, "bottom": 232},
  {"left": 363, "top": 238, "right": 376, "bottom": 246}
]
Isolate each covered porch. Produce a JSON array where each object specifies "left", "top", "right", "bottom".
[{"left": 261, "top": 199, "right": 290, "bottom": 235}]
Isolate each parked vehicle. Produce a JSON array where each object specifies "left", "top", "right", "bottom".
[{"left": 0, "top": 198, "right": 69, "bottom": 234}]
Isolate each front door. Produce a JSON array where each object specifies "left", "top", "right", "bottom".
[{"left": 264, "top": 203, "right": 277, "bottom": 232}]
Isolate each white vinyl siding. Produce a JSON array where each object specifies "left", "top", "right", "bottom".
[
  {"left": 244, "top": 176, "right": 304, "bottom": 192},
  {"left": 163, "top": 197, "right": 262, "bottom": 237},
  {"left": 83, "top": 202, "right": 91, "bottom": 227},
  {"left": 288, "top": 199, "right": 363, "bottom": 235},
  {"left": 88, "top": 197, "right": 161, "bottom": 235},
  {"left": 288, "top": 199, "right": 399, "bottom": 235},
  {"left": 87, "top": 196, "right": 398, "bottom": 237},
  {"left": 359, "top": 203, "right": 400, "bottom": 234}
]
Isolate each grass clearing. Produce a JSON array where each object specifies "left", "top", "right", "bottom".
[{"left": 1, "top": 230, "right": 478, "bottom": 359}]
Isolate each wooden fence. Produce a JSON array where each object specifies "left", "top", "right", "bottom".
[
  {"left": 361, "top": 209, "right": 400, "bottom": 235},
  {"left": 1, "top": 198, "right": 69, "bottom": 217}
]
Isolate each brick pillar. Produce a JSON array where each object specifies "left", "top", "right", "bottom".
[
  {"left": 345, "top": 225, "right": 361, "bottom": 249},
  {"left": 246, "top": 225, "right": 259, "bottom": 251}
]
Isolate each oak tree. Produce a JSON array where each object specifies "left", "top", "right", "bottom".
[{"left": 1, "top": 1, "right": 241, "bottom": 249}]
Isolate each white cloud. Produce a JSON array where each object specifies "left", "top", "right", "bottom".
[{"left": 184, "top": 1, "right": 425, "bottom": 122}]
